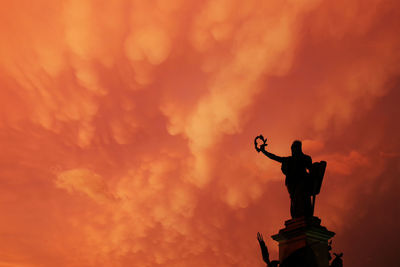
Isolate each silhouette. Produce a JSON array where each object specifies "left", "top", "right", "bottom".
[
  {"left": 254, "top": 135, "right": 326, "bottom": 218},
  {"left": 328, "top": 241, "right": 343, "bottom": 267},
  {"left": 255, "top": 136, "right": 340, "bottom": 266},
  {"left": 257, "top": 232, "right": 279, "bottom": 267}
]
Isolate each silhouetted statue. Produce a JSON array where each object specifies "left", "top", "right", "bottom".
[
  {"left": 257, "top": 232, "right": 279, "bottom": 267},
  {"left": 254, "top": 135, "right": 326, "bottom": 218}
]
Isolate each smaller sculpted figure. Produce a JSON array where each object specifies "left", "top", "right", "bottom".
[
  {"left": 257, "top": 232, "right": 279, "bottom": 267},
  {"left": 328, "top": 241, "right": 344, "bottom": 267},
  {"left": 254, "top": 135, "right": 326, "bottom": 218}
]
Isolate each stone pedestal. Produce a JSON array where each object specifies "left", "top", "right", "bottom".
[{"left": 271, "top": 216, "right": 335, "bottom": 267}]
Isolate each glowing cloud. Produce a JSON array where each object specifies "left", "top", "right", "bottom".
[{"left": 0, "top": 0, "right": 399, "bottom": 266}]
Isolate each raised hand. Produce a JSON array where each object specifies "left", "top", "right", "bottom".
[
  {"left": 260, "top": 143, "right": 266, "bottom": 152},
  {"left": 254, "top": 135, "right": 267, "bottom": 152},
  {"left": 257, "top": 232, "right": 265, "bottom": 244}
]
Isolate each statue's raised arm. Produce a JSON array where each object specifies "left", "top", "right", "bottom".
[{"left": 260, "top": 149, "right": 284, "bottom": 163}]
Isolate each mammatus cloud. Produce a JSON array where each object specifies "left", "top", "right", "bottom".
[
  {"left": 56, "top": 169, "right": 115, "bottom": 203},
  {"left": 0, "top": 0, "right": 399, "bottom": 266}
]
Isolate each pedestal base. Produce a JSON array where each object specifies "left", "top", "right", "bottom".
[{"left": 272, "top": 216, "right": 335, "bottom": 267}]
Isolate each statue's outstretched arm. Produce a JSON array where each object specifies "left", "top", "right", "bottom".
[{"left": 260, "top": 147, "right": 284, "bottom": 163}]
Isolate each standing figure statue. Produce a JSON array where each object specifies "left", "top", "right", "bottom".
[
  {"left": 257, "top": 232, "right": 279, "bottom": 267},
  {"left": 254, "top": 135, "right": 326, "bottom": 218}
]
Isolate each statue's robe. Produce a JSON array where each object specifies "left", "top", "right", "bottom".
[{"left": 280, "top": 154, "right": 313, "bottom": 218}]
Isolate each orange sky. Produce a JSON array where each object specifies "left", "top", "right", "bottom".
[{"left": 0, "top": 0, "right": 399, "bottom": 266}]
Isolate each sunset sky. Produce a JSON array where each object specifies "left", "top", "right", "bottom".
[{"left": 0, "top": 0, "right": 399, "bottom": 266}]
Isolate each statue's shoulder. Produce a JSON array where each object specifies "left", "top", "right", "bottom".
[{"left": 303, "top": 154, "right": 312, "bottom": 162}]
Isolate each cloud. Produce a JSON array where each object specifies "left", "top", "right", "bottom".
[
  {"left": 0, "top": 0, "right": 399, "bottom": 266},
  {"left": 324, "top": 151, "right": 369, "bottom": 175},
  {"left": 56, "top": 168, "right": 115, "bottom": 204}
]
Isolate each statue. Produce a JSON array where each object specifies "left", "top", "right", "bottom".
[
  {"left": 257, "top": 232, "right": 280, "bottom": 267},
  {"left": 255, "top": 136, "right": 340, "bottom": 266},
  {"left": 328, "top": 241, "right": 344, "bottom": 267},
  {"left": 254, "top": 135, "right": 326, "bottom": 218}
]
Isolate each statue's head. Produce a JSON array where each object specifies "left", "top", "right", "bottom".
[{"left": 291, "top": 140, "right": 302, "bottom": 156}]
